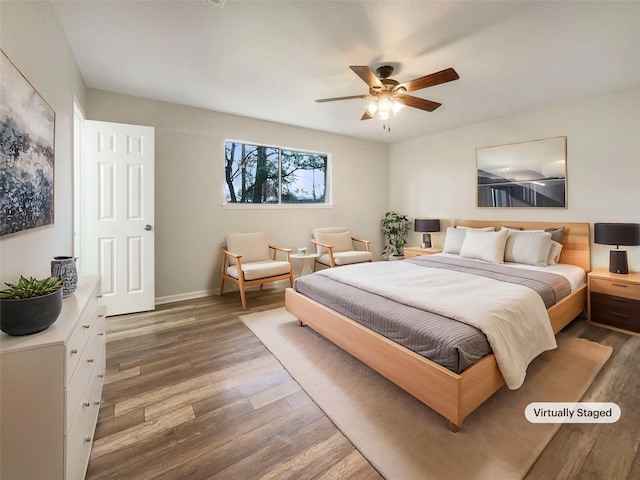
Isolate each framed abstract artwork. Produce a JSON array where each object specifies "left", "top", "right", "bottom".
[
  {"left": 476, "top": 136, "right": 567, "bottom": 208},
  {"left": 1, "top": 50, "right": 56, "bottom": 236}
]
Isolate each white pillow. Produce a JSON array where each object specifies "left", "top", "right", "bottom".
[
  {"left": 442, "top": 227, "right": 467, "bottom": 254},
  {"left": 503, "top": 230, "right": 552, "bottom": 266},
  {"left": 459, "top": 229, "right": 508, "bottom": 263},
  {"left": 314, "top": 231, "right": 353, "bottom": 253},
  {"left": 443, "top": 226, "right": 496, "bottom": 254},
  {"left": 501, "top": 226, "right": 564, "bottom": 243},
  {"left": 458, "top": 226, "right": 496, "bottom": 232},
  {"left": 547, "top": 240, "right": 563, "bottom": 265}
]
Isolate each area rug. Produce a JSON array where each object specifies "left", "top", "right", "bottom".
[{"left": 240, "top": 308, "right": 612, "bottom": 480}]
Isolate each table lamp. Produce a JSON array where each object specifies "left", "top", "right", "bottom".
[
  {"left": 414, "top": 219, "right": 440, "bottom": 249},
  {"left": 594, "top": 222, "right": 640, "bottom": 274}
]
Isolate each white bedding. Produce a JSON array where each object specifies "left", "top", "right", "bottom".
[
  {"left": 317, "top": 259, "right": 563, "bottom": 389},
  {"left": 437, "top": 253, "right": 587, "bottom": 291}
]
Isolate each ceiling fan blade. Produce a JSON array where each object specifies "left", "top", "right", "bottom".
[
  {"left": 315, "top": 94, "right": 371, "bottom": 103},
  {"left": 397, "top": 68, "right": 459, "bottom": 93},
  {"left": 396, "top": 95, "right": 441, "bottom": 112},
  {"left": 361, "top": 111, "right": 375, "bottom": 120},
  {"left": 350, "top": 66, "right": 383, "bottom": 89}
]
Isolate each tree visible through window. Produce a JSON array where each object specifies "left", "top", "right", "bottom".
[{"left": 225, "top": 141, "right": 328, "bottom": 204}]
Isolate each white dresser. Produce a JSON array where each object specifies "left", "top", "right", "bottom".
[{"left": 1, "top": 276, "right": 105, "bottom": 480}]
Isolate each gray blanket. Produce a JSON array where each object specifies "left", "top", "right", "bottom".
[{"left": 294, "top": 256, "right": 571, "bottom": 374}]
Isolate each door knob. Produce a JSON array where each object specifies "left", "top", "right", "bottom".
[{"left": 145, "top": 225, "right": 153, "bottom": 231}]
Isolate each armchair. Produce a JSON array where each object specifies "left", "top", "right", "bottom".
[
  {"left": 220, "top": 232, "right": 293, "bottom": 310},
  {"left": 311, "top": 227, "right": 373, "bottom": 269}
]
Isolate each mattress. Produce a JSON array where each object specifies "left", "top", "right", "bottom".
[{"left": 294, "top": 255, "right": 575, "bottom": 374}]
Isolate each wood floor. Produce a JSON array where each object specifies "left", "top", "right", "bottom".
[{"left": 87, "top": 287, "right": 640, "bottom": 480}]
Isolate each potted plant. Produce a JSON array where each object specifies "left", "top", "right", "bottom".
[
  {"left": 0, "top": 276, "right": 64, "bottom": 336},
  {"left": 381, "top": 211, "right": 411, "bottom": 260}
]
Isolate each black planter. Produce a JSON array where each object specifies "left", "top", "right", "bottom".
[{"left": 0, "top": 288, "right": 64, "bottom": 336}]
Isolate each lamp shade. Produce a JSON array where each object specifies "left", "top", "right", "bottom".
[
  {"left": 594, "top": 223, "right": 640, "bottom": 247},
  {"left": 414, "top": 219, "right": 440, "bottom": 233}
]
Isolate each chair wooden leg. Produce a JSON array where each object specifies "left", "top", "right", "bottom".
[
  {"left": 238, "top": 274, "right": 248, "bottom": 310},
  {"left": 239, "top": 287, "right": 247, "bottom": 310},
  {"left": 220, "top": 256, "right": 226, "bottom": 296}
]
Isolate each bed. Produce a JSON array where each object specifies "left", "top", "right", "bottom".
[{"left": 284, "top": 220, "right": 591, "bottom": 431}]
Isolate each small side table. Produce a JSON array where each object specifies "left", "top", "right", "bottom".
[
  {"left": 290, "top": 253, "right": 320, "bottom": 276},
  {"left": 587, "top": 267, "right": 640, "bottom": 335},
  {"left": 404, "top": 247, "right": 443, "bottom": 259}
]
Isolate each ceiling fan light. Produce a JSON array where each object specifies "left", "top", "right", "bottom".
[
  {"left": 319, "top": 64, "right": 459, "bottom": 125},
  {"left": 378, "top": 98, "right": 393, "bottom": 113}
]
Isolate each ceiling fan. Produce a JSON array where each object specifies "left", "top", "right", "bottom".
[{"left": 316, "top": 65, "right": 459, "bottom": 122}]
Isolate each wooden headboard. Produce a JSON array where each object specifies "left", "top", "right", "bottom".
[{"left": 453, "top": 220, "right": 591, "bottom": 273}]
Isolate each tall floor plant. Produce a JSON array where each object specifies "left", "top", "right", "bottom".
[{"left": 381, "top": 211, "right": 411, "bottom": 259}]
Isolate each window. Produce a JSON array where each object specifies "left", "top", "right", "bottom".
[{"left": 224, "top": 141, "right": 328, "bottom": 204}]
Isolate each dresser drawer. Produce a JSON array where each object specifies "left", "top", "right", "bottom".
[
  {"left": 590, "top": 278, "right": 640, "bottom": 300},
  {"left": 66, "top": 311, "right": 105, "bottom": 434},
  {"left": 591, "top": 307, "right": 640, "bottom": 333},
  {"left": 65, "top": 340, "right": 105, "bottom": 480},
  {"left": 65, "top": 291, "right": 103, "bottom": 386},
  {"left": 591, "top": 292, "right": 640, "bottom": 316}
]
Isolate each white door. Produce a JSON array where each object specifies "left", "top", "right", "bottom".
[{"left": 84, "top": 120, "right": 155, "bottom": 316}]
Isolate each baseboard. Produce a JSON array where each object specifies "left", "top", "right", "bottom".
[
  {"left": 155, "top": 280, "right": 290, "bottom": 306},
  {"left": 155, "top": 289, "right": 218, "bottom": 305}
]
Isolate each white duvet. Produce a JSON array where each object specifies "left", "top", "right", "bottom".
[{"left": 317, "top": 261, "right": 558, "bottom": 389}]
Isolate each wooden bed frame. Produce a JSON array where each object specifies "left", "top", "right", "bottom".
[{"left": 285, "top": 220, "right": 591, "bottom": 432}]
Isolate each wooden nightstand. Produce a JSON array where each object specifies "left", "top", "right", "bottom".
[
  {"left": 404, "top": 247, "right": 443, "bottom": 259},
  {"left": 587, "top": 267, "right": 640, "bottom": 335}
]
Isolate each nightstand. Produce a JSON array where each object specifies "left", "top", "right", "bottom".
[
  {"left": 587, "top": 267, "right": 640, "bottom": 335},
  {"left": 404, "top": 247, "right": 443, "bottom": 259}
]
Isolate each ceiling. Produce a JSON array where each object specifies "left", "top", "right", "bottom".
[{"left": 52, "top": 1, "right": 640, "bottom": 144}]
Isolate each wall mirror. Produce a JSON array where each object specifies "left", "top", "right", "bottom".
[{"left": 476, "top": 136, "right": 567, "bottom": 208}]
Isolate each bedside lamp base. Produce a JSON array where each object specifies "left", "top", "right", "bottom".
[
  {"left": 609, "top": 250, "right": 629, "bottom": 274},
  {"left": 422, "top": 233, "right": 432, "bottom": 249}
]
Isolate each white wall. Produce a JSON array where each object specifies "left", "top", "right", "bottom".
[
  {"left": 2, "top": 1, "right": 638, "bottom": 302},
  {"left": 0, "top": 1, "right": 87, "bottom": 285},
  {"left": 86, "top": 89, "right": 389, "bottom": 300},
  {"left": 390, "top": 84, "right": 640, "bottom": 271}
]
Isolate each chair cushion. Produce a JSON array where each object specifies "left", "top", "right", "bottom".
[
  {"left": 312, "top": 227, "right": 349, "bottom": 235},
  {"left": 227, "top": 260, "right": 291, "bottom": 281},
  {"left": 318, "top": 251, "right": 372, "bottom": 266},
  {"left": 226, "top": 232, "right": 270, "bottom": 263},
  {"left": 314, "top": 231, "right": 353, "bottom": 254}
]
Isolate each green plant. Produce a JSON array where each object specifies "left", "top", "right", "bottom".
[
  {"left": 0, "top": 276, "right": 63, "bottom": 300},
  {"left": 381, "top": 211, "right": 411, "bottom": 257}
]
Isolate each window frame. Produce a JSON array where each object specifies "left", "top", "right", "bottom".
[{"left": 222, "top": 139, "right": 333, "bottom": 208}]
